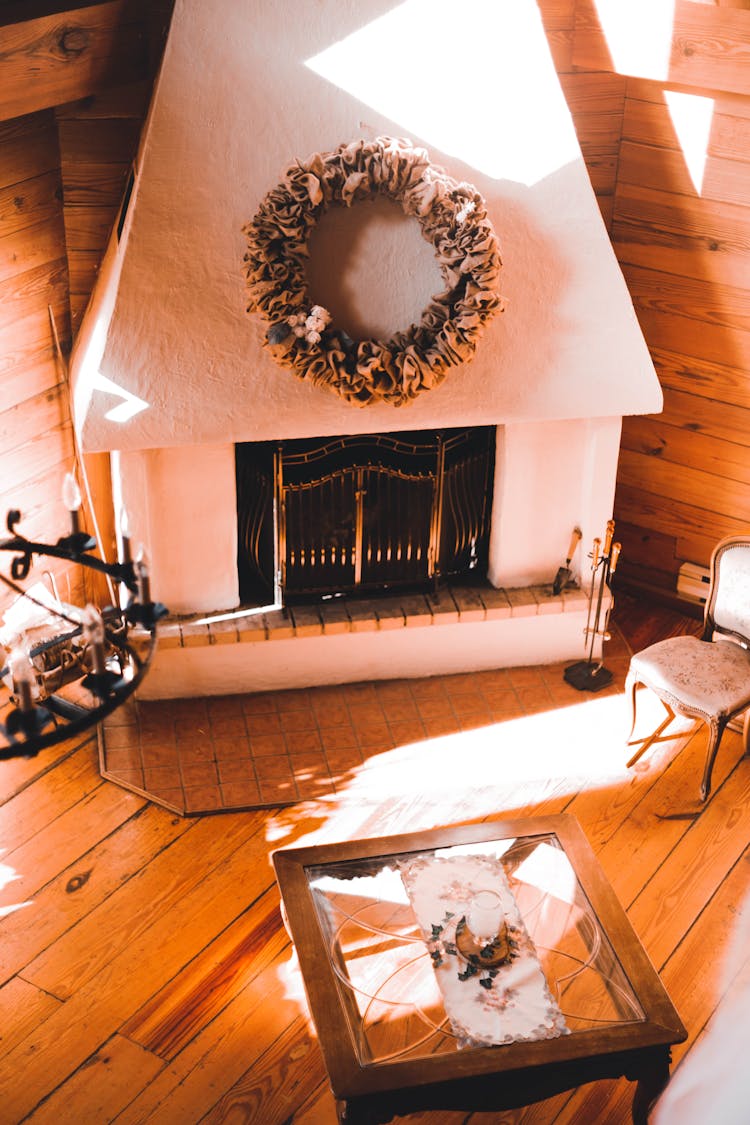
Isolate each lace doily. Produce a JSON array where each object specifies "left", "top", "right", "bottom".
[{"left": 400, "top": 853, "right": 568, "bottom": 1047}]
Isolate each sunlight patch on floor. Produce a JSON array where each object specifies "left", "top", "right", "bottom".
[
  {"left": 0, "top": 900, "right": 32, "bottom": 920},
  {"left": 0, "top": 854, "right": 20, "bottom": 893},
  {"left": 267, "top": 687, "right": 691, "bottom": 851},
  {"left": 0, "top": 846, "right": 36, "bottom": 918},
  {"left": 0, "top": 853, "right": 33, "bottom": 918}
]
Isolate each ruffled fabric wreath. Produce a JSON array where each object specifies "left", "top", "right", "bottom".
[{"left": 242, "top": 136, "right": 504, "bottom": 407}]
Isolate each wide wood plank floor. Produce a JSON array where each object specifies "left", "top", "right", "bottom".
[{"left": 1, "top": 597, "right": 748, "bottom": 1123}]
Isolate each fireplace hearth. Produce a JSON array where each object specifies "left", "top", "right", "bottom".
[{"left": 236, "top": 427, "right": 495, "bottom": 604}]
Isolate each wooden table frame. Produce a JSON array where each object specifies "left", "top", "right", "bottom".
[{"left": 273, "top": 814, "right": 686, "bottom": 1125}]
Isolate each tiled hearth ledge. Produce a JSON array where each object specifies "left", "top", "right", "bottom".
[{"left": 135, "top": 582, "right": 594, "bottom": 700}]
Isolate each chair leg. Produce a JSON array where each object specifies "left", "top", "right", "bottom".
[
  {"left": 626, "top": 705, "right": 676, "bottom": 768},
  {"left": 626, "top": 672, "right": 639, "bottom": 741},
  {"left": 743, "top": 708, "right": 750, "bottom": 757},
  {"left": 700, "top": 718, "right": 727, "bottom": 802}
]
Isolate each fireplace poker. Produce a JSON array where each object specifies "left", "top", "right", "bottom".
[
  {"left": 581, "top": 535, "right": 601, "bottom": 646},
  {"left": 552, "top": 526, "right": 582, "bottom": 595}
]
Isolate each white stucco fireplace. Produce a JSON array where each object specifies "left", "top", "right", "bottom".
[{"left": 69, "top": 0, "right": 662, "bottom": 698}]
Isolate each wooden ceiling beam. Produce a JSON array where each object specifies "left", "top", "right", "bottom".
[{"left": 0, "top": 0, "right": 151, "bottom": 123}]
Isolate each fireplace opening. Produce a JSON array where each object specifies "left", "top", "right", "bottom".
[{"left": 236, "top": 427, "right": 495, "bottom": 605}]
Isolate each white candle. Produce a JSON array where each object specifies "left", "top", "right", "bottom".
[
  {"left": 136, "top": 548, "right": 151, "bottom": 605},
  {"left": 9, "top": 648, "right": 35, "bottom": 712},
  {"left": 119, "top": 508, "right": 132, "bottom": 564},
  {"left": 467, "top": 889, "right": 504, "bottom": 944},
  {"left": 82, "top": 605, "right": 107, "bottom": 676},
  {"left": 62, "top": 471, "right": 82, "bottom": 535}
]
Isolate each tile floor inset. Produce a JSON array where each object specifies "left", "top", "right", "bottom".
[{"left": 101, "top": 637, "right": 632, "bottom": 814}]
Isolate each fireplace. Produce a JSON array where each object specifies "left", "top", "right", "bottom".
[
  {"left": 67, "top": 0, "right": 664, "bottom": 697},
  {"left": 236, "top": 427, "right": 495, "bottom": 604}
]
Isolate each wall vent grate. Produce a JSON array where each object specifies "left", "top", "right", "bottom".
[{"left": 677, "top": 562, "right": 710, "bottom": 605}]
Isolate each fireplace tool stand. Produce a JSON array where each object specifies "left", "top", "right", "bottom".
[{"left": 564, "top": 520, "right": 621, "bottom": 692}]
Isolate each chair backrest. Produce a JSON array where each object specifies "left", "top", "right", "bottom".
[{"left": 704, "top": 536, "right": 750, "bottom": 646}]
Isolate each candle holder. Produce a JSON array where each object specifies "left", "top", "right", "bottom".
[
  {"left": 455, "top": 890, "right": 513, "bottom": 976},
  {"left": 564, "top": 519, "right": 621, "bottom": 692},
  {"left": 0, "top": 502, "right": 167, "bottom": 760},
  {"left": 455, "top": 915, "right": 513, "bottom": 970}
]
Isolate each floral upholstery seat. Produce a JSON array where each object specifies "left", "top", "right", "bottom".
[
  {"left": 626, "top": 536, "right": 750, "bottom": 801},
  {"left": 632, "top": 637, "right": 750, "bottom": 718}
]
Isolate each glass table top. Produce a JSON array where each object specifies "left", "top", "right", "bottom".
[{"left": 304, "top": 831, "right": 644, "bottom": 1066}]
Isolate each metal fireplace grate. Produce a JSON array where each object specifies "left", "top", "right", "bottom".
[{"left": 236, "top": 428, "right": 495, "bottom": 603}]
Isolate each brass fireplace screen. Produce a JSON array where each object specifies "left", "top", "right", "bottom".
[{"left": 235, "top": 427, "right": 495, "bottom": 604}]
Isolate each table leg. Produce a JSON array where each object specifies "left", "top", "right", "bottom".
[
  {"left": 631, "top": 1056, "right": 671, "bottom": 1124},
  {"left": 337, "top": 1097, "right": 395, "bottom": 1125},
  {"left": 337, "top": 1098, "right": 376, "bottom": 1125}
]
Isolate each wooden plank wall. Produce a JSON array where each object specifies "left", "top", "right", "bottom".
[
  {"left": 57, "top": 80, "right": 150, "bottom": 334},
  {"left": 0, "top": 108, "right": 84, "bottom": 613},
  {"left": 539, "top": 0, "right": 750, "bottom": 596},
  {"left": 0, "top": 2, "right": 171, "bottom": 616}
]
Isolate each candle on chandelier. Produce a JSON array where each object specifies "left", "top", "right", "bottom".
[
  {"left": 9, "top": 648, "right": 35, "bottom": 713},
  {"left": 136, "top": 548, "right": 151, "bottom": 605},
  {"left": 119, "top": 508, "right": 132, "bottom": 564},
  {"left": 82, "top": 605, "right": 107, "bottom": 676},
  {"left": 62, "top": 472, "right": 82, "bottom": 535}
]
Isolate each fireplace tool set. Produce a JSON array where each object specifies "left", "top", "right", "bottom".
[{"left": 564, "top": 519, "right": 621, "bottom": 692}]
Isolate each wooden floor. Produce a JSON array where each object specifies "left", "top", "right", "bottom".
[{"left": 1, "top": 596, "right": 748, "bottom": 1124}]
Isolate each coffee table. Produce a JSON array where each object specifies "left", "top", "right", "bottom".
[{"left": 273, "top": 814, "right": 686, "bottom": 1124}]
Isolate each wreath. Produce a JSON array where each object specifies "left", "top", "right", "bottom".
[{"left": 242, "top": 137, "right": 504, "bottom": 407}]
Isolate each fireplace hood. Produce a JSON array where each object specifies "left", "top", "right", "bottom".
[{"left": 70, "top": 0, "right": 662, "bottom": 456}]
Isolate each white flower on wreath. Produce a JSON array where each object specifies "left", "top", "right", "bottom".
[
  {"left": 287, "top": 312, "right": 307, "bottom": 338},
  {"left": 288, "top": 305, "right": 331, "bottom": 344}
]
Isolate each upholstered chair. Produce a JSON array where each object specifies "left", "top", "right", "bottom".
[{"left": 625, "top": 535, "right": 750, "bottom": 801}]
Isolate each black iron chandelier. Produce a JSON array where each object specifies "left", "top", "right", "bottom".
[{"left": 0, "top": 475, "right": 166, "bottom": 760}]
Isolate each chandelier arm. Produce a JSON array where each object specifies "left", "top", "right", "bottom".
[
  {"left": 44, "top": 695, "right": 89, "bottom": 722},
  {"left": 0, "top": 535, "right": 139, "bottom": 595}
]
